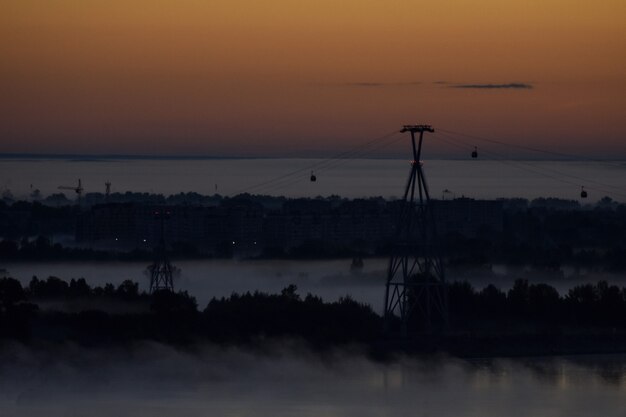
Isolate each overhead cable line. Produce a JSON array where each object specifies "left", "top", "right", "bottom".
[
  {"left": 437, "top": 131, "right": 626, "bottom": 193},
  {"left": 252, "top": 133, "right": 407, "bottom": 195},
  {"left": 436, "top": 131, "right": 626, "bottom": 201},
  {"left": 230, "top": 130, "right": 402, "bottom": 196},
  {"left": 437, "top": 127, "right": 625, "bottom": 167}
]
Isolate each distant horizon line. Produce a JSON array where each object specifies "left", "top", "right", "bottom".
[{"left": 1, "top": 152, "right": 625, "bottom": 162}]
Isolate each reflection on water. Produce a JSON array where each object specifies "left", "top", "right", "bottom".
[{"left": 0, "top": 343, "right": 624, "bottom": 417}]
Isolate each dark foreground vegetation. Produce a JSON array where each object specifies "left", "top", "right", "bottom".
[
  {"left": 2, "top": 276, "right": 626, "bottom": 357},
  {"left": 0, "top": 276, "right": 380, "bottom": 348}
]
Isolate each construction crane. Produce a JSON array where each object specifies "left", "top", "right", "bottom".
[{"left": 58, "top": 179, "right": 84, "bottom": 202}]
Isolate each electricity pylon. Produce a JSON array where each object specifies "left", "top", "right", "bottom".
[
  {"left": 149, "top": 208, "right": 175, "bottom": 293},
  {"left": 383, "top": 125, "right": 448, "bottom": 337}
]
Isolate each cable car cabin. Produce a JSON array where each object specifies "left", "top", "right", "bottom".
[
  {"left": 580, "top": 187, "right": 588, "bottom": 199},
  {"left": 310, "top": 171, "right": 317, "bottom": 182},
  {"left": 471, "top": 147, "right": 478, "bottom": 159}
]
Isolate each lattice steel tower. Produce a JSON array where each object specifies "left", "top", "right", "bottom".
[
  {"left": 149, "top": 208, "right": 175, "bottom": 293},
  {"left": 384, "top": 125, "right": 448, "bottom": 337}
]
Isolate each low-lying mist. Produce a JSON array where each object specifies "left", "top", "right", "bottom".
[
  {"left": 1, "top": 342, "right": 625, "bottom": 417},
  {"left": 5, "top": 259, "right": 626, "bottom": 313}
]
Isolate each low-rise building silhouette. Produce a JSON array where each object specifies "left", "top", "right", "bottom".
[{"left": 76, "top": 197, "right": 503, "bottom": 256}]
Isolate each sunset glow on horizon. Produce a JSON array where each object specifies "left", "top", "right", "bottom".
[{"left": 1, "top": 1, "right": 625, "bottom": 157}]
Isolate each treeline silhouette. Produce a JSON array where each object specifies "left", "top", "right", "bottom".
[
  {"left": 204, "top": 285, "right": 380, "bottom": 345},
  {"left": 442, "top": 279, "right": 626, "bottom": 356},
  {"left": 2, "top": 276, "right": 626, "bottom": 354},
  {"left": 449, "top": 279, "right": 626, "bottom": 328},
  {"left": 0, "top": 276, "right": 379, "bottom": 346}
]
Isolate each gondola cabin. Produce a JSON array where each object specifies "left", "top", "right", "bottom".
[
  {"left": 580, "top": 186, "right": 588, "bottom": 199},
  {"left": 310, "top": 171, "right": 317, "bottom": 182},
  {"left": 471, "top": 146, "right": 478, "bottom": 159}
]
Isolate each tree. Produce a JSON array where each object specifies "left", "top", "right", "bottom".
[
  {"left": 116, "top": 280, "right": 139, "bottom": 299},
  {"left": 281, "top": 284, "right": 300, "bottom": 301},
  {"left": 0, "top": 278, "right": 25, "bottom": 306}
]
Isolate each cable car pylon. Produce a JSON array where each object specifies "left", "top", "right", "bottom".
[{"left": 383, "top": 125, "right": 448, "bottom": 338}]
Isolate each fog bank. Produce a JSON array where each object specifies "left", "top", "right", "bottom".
[
  {"left": 5, "top": 259, "right": 626, "bottom": 314},
  {"left": 1, "top": 342, "right": 625, "bottom": 417}
]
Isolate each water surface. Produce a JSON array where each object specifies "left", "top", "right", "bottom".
[
  {"left": 2, "top": 158, "right": 625, "bottom": 201},
  {"left": 1, "top": 343, "right": 624, "bottom": 417}
]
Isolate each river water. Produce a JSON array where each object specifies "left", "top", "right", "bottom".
[
  {"left": 0, "top": 342, "right": 624, "bottom": 417},
  {"left": 2, "top": 157, "right": 626, "bottom": 202}
]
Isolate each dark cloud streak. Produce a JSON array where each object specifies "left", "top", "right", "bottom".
[{"left": 452, "top": 83, "right": 533, "bottom": 90}]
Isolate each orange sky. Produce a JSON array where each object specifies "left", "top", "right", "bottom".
[{"left": 1, "top": 1, "right": 625, "bottom": 156}]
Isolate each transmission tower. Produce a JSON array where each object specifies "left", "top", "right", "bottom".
[
  {"left": 149, "top": 208, "right": 175, "bottom": 293},
  {"left": 383, "top": 125, "right": 448, "bottom": 337}
]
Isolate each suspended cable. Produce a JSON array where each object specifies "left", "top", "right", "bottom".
[
  {"left": 230, "top": 130, "right": 401, "bottom": 196},
  {"left": 254, "top": 133, "right": 407, "bottom": 195},
  {"left": 248, "top": 132, "right": 405, "bottom": 195},
  {"left": 438, "top": 131, "right": 626, "bottom": 194},
  {"left": 437, "top": 131, "right": 626, "bottom": 200},
  {"left": 230, "top": 125, "right": 625, "bottom": 201},
  {"left": 437, "top": 133, "right": 576, "bottom": 185},
  {"left": 438, "top": 127, "right": 625, "bottom": 167}
]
